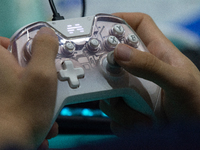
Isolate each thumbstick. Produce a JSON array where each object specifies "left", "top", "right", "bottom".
[
  {"left": 106, "top": 51, "right": 122, "bottom": 74},
  {"left": 24, "top": 39, "right": 33, "bottom": 62}
]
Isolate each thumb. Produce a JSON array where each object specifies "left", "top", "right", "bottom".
[
  {"left": 0, "top": 37, "right": 10, "bottom": 48},
  {"left": 24, "top": 27, "right": 59, "bottom": 81},
  {"left": 28, "top": 27, "right": 59, "bottom": 69},
  {"left": 114, "top": 44, "right": 176, "bottom": 89}
]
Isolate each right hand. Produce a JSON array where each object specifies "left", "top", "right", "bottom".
[{"left": 100, "top": 12, "right": 200, "bottom": 135}]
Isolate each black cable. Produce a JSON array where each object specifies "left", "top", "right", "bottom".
[
  {"left": 49, "top": 0, "right": 65, "bottom": 21},
  {"left": 82, "top": 0, "right": 86, "bottom": 17},
  {"left": 49, "top": 0, "right": 86, "bottom": 20},
  {"left": 49, "top": 0, "right": 58, "bottom": 15}
]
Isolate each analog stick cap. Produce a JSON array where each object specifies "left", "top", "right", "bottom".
[{"left": 106, "top": 51, "right": 122, "bottom": 74}]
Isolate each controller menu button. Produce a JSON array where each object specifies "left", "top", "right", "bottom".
[
  {"left": 58, "top": 61, "right": 85, "bottom": 88},
  {"left": 87, "top": 38, "right": 100, "bottom": 52},
  {"left": 126, "top": 34, "right": 139, "bottom": 48},
  {"left": 111, "top": 24, "right": 125, "bottom": 37},
  {"left": 63, "top": 42, "right": 75, "bottom": 55}
]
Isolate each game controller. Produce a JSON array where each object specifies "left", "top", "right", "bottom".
[{"left": 8, "top": 13, "right": 162, "bottom": 125}]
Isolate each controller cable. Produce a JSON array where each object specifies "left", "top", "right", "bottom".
[
  {"left": 49, "top": 0, "right": 86, "bottom": 21},
  {"left": 49, "top": 0, "right": 65, "bottom": 21},
  {"left": 82, "top": 0, "right": 86, "bottom": 17}
]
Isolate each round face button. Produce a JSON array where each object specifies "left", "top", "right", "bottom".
[
  {"left": 65, "top": 42, "right": 75, "bottom": 51},
  {"left": 65, "top": 42, "right": 75, "bottom": 54},
  {"left": 126, "top": 34, "right": 139, "bottom": 48},
  {"left": 89, "top": 38, "right": 99, "bottom": 49},
  {"left": 107, "top": 36, "right": 119, "bottom": 48},
  {"left": 112, "top": 24, "right": 125, "bottom": 37},
  {"left": 87, "top": 38, "right": 100, "bottom": 52}
]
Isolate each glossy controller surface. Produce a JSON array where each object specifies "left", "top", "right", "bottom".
[{"left": 8, "top": 14, "right": 162, "bottom": 125}]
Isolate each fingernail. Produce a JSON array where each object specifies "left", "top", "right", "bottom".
[
  {"left": 115, "top": 44, "right": 132, "bottom": 61},
  {"left": 36, "top": 27, "right": 57, "bottom": 38}
]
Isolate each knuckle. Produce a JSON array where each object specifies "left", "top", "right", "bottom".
[
  {"left": 143, "top": 13, "right": 153, "bottom": 20},
  {"left": 141, "top": 53, "right": 158, "bottom": 73},
  {"left": 181, "top": 72, "right": 198, "bottom": 88},
  {"left": 138, "top": 13, "right": 154, "bottom": 22},
  {"left": 133, "top": 52, "right": 163, "bottom": 80}
]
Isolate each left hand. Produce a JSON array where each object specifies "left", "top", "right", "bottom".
[
  {"left": 0, "top": 36, "right": 59, "bottom": 149},
  {"left": 0, "top": 27, "right": 59, "bottom": 149}
]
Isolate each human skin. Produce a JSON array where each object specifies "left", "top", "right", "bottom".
[
  {"left": 0, "top": 12, "right": 200, "bottom": 148},
  {"left": 100, "top": 12, "right": 200, "bottom": 136},
  {"left": 0, "top": 27, "right": 59, "bottom": 149}
]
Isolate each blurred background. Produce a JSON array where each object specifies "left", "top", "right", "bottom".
[{"left": 0, "top": 0, "right": 200, "bottom": 149}]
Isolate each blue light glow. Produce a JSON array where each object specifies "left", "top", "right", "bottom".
[
  {"left": 60, "top": 107, "right": 73, "bottom": 116},
  {"left": 81, "top": 108, "right": 94, "bottom": 117},
  {"left": 60, "top": 107, "right": 109, "bottom": 118},
  {"left": 101, "top": 112, "right": 108, "bottom": 118}
]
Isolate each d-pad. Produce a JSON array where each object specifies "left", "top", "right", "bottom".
[{"left": 58, "top": 60, "right": 85, "bottom": 88}]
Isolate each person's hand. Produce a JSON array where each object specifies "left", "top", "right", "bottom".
[
  {"left": 100, "top": 12, "right": 200, "bottom": 136},
  {"left": 38, "top": 122, "right": 59, "bottom": 150},
  {"left": 0, "top": 27, "right": 59, "bottom": 149}
]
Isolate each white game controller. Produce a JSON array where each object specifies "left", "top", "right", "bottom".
[{"left": 8, "top": 14, "right": 162, "bottom": 125}]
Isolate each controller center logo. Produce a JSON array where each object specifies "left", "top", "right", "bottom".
[{"left": 67, "top": 24, "right": 84, "bottom": 34}]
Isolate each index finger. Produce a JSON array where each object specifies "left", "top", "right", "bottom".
[
  {"left": 112, "top": 12, "right": 184, "bottom": 65},
  {"left": 112, "top": 13, "right": 166, "bottom": 46}
]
